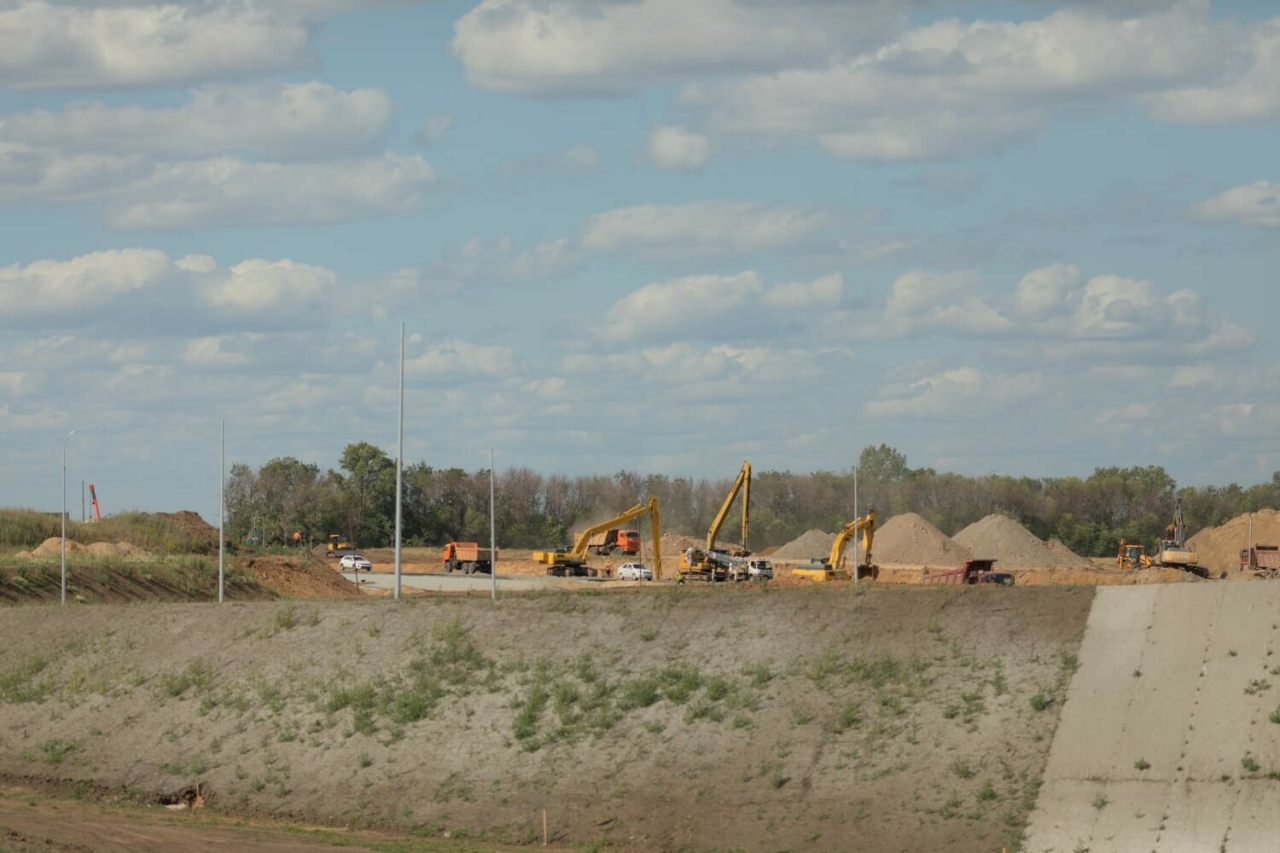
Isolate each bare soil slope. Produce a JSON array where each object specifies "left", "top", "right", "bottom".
[
  {"left": 0, "top": 587, "right": 1093, "bottom": 853},
  {"left": 1187, "top": 509, "right": 1280, "bottom": 577}
]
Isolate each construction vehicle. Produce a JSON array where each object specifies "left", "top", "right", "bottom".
[
  {"left": 792, "top": 509, "right": 877, "bottom": 583},
  {"left": 1240, "top": 545, "right": 1280, "bottom": 579},
  {"left": 533, "top": 498, "right": 662, "bottom": 579},
  {"left": 583, "top": 529, "right": 640, "bottom": 556},
  {"left": 1155, "top": 498, "right": 1199, "bottom": 572},
  {"left": 88, "top": 483, "right": 102, "bottom": 521},
  {"left": 327, "top": 534, "right": 356, "bottom": 559},
  {"left": 442, "top": 542, "right": 495, "bottom": 574},
  {"left": 679, "top": 461, "right": 751, "bottom": 581},
  {"left": 920, "top": 559, "right": 1008, "bottom": 585},
  {"left": 1117, "top": 539, "right": 1153, "bottom": 570}
]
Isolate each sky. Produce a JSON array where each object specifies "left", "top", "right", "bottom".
[{"left": 2, "top": 0, "right": 1279, "bottom": 520}]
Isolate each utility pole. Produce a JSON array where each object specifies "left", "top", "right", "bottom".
[
  {"left": 394, "top": 323, "right": 405, "bottom": 601},
  {"left": 219, "top": 419, "right": 225, "bottom": 604},
  {"left": 490, "top": 448, "right": 497, "bottom": 601}
]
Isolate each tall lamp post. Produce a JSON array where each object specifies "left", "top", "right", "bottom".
[{"left": 62, "top": 424, "right": 102, "bottom": 605}]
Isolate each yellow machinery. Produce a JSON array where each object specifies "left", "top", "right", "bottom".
[
  {"left": 534, "top": 497, "right": 663, "bottom": 579},
  {"left": 1117, "top": 539, "right": 1152, "bottom": 570},
  {"left": 793, "top": 510, "right": 877, "bottom": 583},
  {"left": 326, "top": 533, "right": 355, "bottom": 558},
  {"left": 680, "top": 461, "right": 751, "bottom": 580},
  {"left": 1155, "top": 498, "right": 1198, "bottom": 570}
]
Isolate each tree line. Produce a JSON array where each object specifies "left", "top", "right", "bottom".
[{"left": 223, "top": 442, "right": 1280, "bottom": 557}]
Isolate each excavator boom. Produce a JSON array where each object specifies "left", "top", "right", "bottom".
[
  {"left": 534, "top": 497, "right": 663, "bottom": 579},
  {"left": 829, "top": 510, "right": 876, "bottom": 572},
  {"left": 705, "top": 461, "right": 751, "bottom": 554}
]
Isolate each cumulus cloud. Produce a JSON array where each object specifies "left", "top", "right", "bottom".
[
  {"left": 647, "top": 125, "right": 710, "bottom": 172},
  {"left": 0, "top": 149, "right": 437, "bottom": 228},
  {"left": 675, "top": 3, "right": 1280, "bottom": 160},
  {"left": 452, "top": 0, "right": 904, "bottom": 96},
  {"left": 0, "top": 249, "right": 343, "bottom": 332},
  {"left": 603, "top": 271, "right": 763, "bottom": 341},
  {"left": 868, "top": 366, "right": 1042, "bottom": 419},
  {"left": 0, "top": 82, "right": 395, "bottom": 161},
  {"left": 762, "top": 273, "right": 843, "bottom": 309},
  {"left": 580, "top": 201, "right": 831, "bottom": 258},
  {"left": 0, "top": 0, "right": 319, "bottom": 89},
  {"left": 1192, "top": 181, "right": 1280, "bottom": 228},
  {"left": 407, "top": 340, "right": 514, "bottom": 379}
]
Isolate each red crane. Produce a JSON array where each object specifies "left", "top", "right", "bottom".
[{"left": 89, "top": 483, "right": 102, "bottom": 521}]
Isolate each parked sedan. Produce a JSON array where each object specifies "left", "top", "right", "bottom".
[
  {"left": 617, "top": 562, "right": 653, "bottom": 581},
  {"left": 339, "top": 554, "right": 373, "bottom": 572}
]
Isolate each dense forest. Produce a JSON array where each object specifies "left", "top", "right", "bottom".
[{"left": 223, "top": 443, "right": 1280, "bottom": 558}]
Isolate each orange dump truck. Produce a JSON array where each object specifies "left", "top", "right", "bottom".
[
  {"left": 442, "top": 542, "right": 495, "bottom": 574},
  {"left": 584, "top": 529, "right": 640, "bottom": 556}
]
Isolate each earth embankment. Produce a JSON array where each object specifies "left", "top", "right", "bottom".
[{"left": 0, "top": 586, "right": 1092, "bottom": 852}]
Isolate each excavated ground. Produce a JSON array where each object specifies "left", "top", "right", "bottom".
[{"left": 0, "top": 586, "right": 1093, "bottom": 853}]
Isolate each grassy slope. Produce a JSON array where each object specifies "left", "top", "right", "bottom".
[
  {"left": 0, "top": 509, "right": 215, "bottom": 555},
  {"left": 0, "top": 586, "right": 1093, "bottom": 852}
]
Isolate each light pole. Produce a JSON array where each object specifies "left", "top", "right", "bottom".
[{"left": 62, "top": 424, "right": 102, "bottom": 606}]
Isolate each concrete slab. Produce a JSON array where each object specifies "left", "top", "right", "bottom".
[{"left": 1026, "top": 583, "right": 1280, "bottom": 853}]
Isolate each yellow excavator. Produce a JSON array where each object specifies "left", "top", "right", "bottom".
[
  {"left": 793, "top": 509, "right": 877, "bottom": 582},
  {"left": 1117, "top": 539, "right": 1153, "bottom": 570},
  {"left": 680, "top": 461, "right": 751, "bottom": 581},
  {"left": 533, "top": 497, "right": 663, "bottom": 579}
]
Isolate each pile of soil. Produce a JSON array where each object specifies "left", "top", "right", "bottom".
[
  {"left": 27, "top": 537, "right": 83, "bottom": 558},
  {"left": 1047, "top": 538, "right": 1092, "bottom": 567},
  {"left": 659, "top": 533, "right": 706, "bottom": 554},
  {"left": 241, "top": 556, "right": 362, "bottom": 598},
  {"left": 954, "top": 514, "right": 1092, "bottom": 568},
  {"left": 85, "top": 542, "right": 152, "bottom": 558},
  {"left": 1187, "top": 509, "right": 1280, "bottom": 577},
  {"left": 772, "top": 529, "right": 837, "bottom": 560},
  {"left": 875, "top": 513, "right": 971, "bottom": 566},
  {"left": 154, "top": 510, "right": 220, "bottom": 553}
]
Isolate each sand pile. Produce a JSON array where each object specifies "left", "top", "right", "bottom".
[
  {"left": 954, "top": 514, "right": 1091, "bottom": 568},
  {"left": 29, "top": 537, "right": 83, "bottom": 558},
  {"left": 1047, "top": 538, "right": 1093, "bottom": 567},
  {"left": 1187, "top": 509, "right": 1280, "bottom": 577},
  {"left": 772, "top": 529, "right": 838, "bottom": 560},
  {"left": 875, "top": 514, "right": 971, "bottom": 566}
]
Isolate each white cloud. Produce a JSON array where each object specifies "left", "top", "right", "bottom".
[
  {"left": 0, "top": 0, "right": 319, "bottom": 89},
  {"left": 647, "top": 125, "right": 710, "bottom": 172},
  {"left": 866, "top": 269, "right": 1012, "bottom": 338},
  {"left": 868, "top": 366, "right": 1041, "bottom": 419},
  {"left": 0, "top": 248, "right": 343, "bottom": 332},
  {"left": 763, "top": 273, "right": 842, "bottom": 309},
  {"left": 580, "top": 201, "right": 830, "bottom": 258},
  {"left": 1015, "top": 263, "right": 1081, "bottom": 318},
  {"left": 1192, "top": 181, "right": 1280, "bottom": 228},
  {"left": 183, "top": 336, "right": 252, "bottom": 368},
  {"left": 676, "top": 3, "right": 1280, "bottom": 161},
  {"left": 452, "top": 0, "right": 904, "bottom": 96},
  {"left": 0, "top": 82, "right": 395, "bottom": 161},
  {"left": 407, "top": 340, "right": 514, "bottom": 379},
  {"left": 603, "top": 271, "right": 763, "bottom": 341}
]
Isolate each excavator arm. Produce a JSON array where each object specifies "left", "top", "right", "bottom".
[
  {"left": 829, "top": 510, "right": 876, "bottom": 572},
  {"left": 538, "top": 497, "right": 663, "bottom": 578},
  {"left": 705, "top": 461, "right": 751, "bottom": 554}
]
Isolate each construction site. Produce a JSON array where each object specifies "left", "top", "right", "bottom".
[{"left": 4, "top": 483, "right": 1280, "bottom": 853}]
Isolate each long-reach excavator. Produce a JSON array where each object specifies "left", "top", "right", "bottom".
[
  {"left": 793, "top": 509, "right": 877, "bottom": 583},
  {"left": 679, "top": 461, "right": 751, "bottom": 582},
  {"left": 533, "top": 497, "right": 663, "bottom": 579}
]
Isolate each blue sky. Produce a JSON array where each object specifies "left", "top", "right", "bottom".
[{"left": 2, "top": 0, "right": 1278, "bottom": 520}]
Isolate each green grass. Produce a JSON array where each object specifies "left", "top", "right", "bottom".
[{"left": 0, "top": 655, "right": 53, "bottom": 704}]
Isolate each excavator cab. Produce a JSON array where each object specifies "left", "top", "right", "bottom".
[{"left": 1117, "top": 540, "right": 1150, "bottom": 571}]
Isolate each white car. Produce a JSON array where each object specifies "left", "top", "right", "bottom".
[
  {"left": 339, "top": 554, "right": 373, "bottom": 572},
  {"left": 617, "top": 562, "right": 653, "bottom": 581}
]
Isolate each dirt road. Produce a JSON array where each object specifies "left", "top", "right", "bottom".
[{"left": 0, "top": 784, "right": 562, "bottom": 852}]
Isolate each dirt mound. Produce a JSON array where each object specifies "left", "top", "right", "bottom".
[
  {"left": 1187, "top": 509, "right": 1280, "bottom": 577},
  {"left": 875, "top": 513, "right": 971, "bottom": 566},
  {"left": 29, "top": 537, "right": 82, "bottom": 557},
  {"left": 241, "top": 556, "right": 362, "bottom": 598},
  {"left": 954, "top": 514, "right": 1091, "bottom": 568},
  {"left": 84, "top": 541, "right": 152, "bottom": 558},
  {"left": 1046, "top": 538, "right": 1092, "bottom": 567},
  {"left": 153, "top": 510, "right": 220, "bottom": 552},
  {"left": 772, "top": 529, "right": 837, "bottom": 560},
  {"left": 660, "top": 533, "right": 705, "bottom": 554}
]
